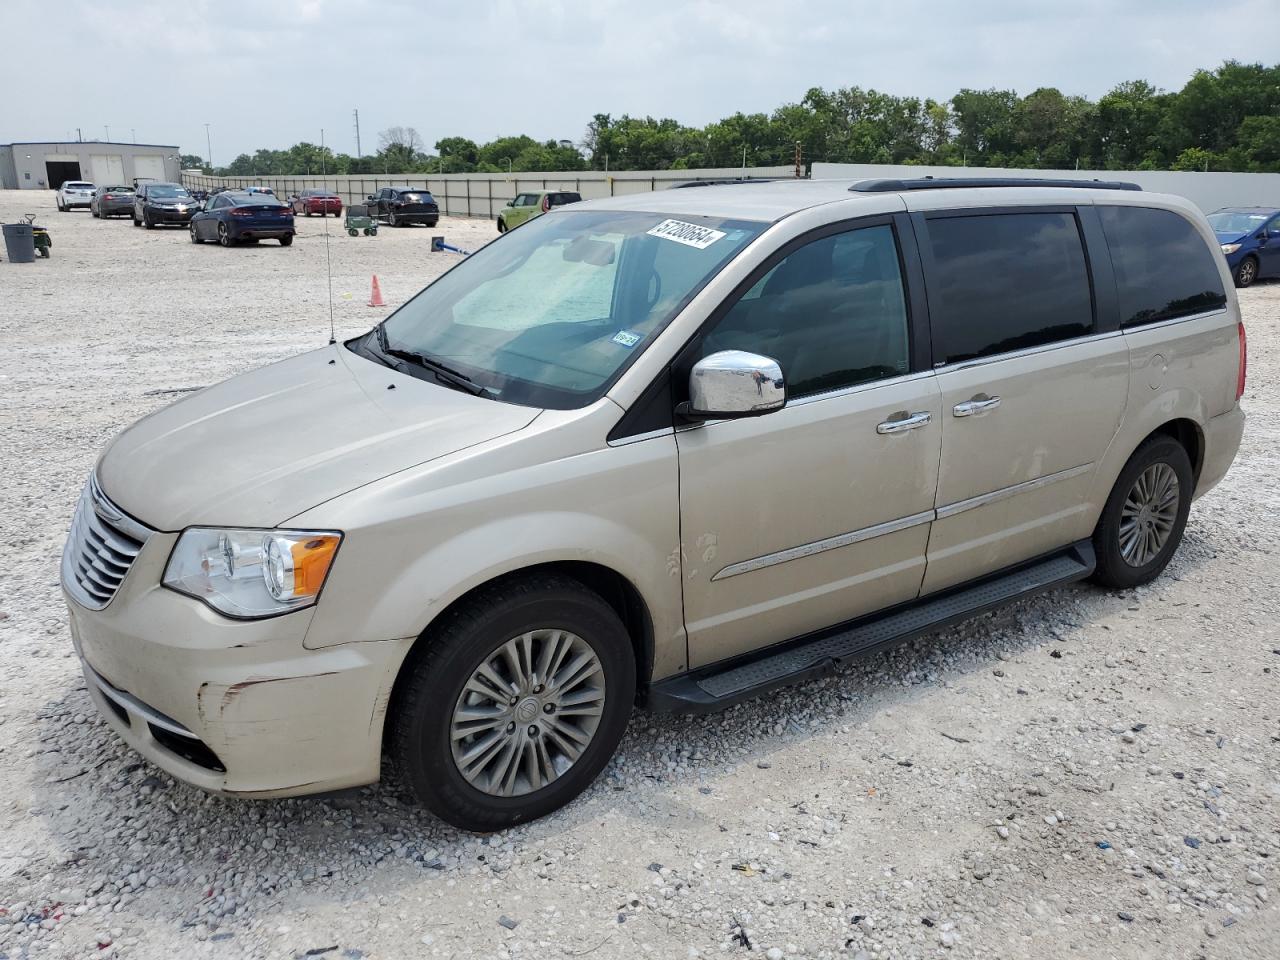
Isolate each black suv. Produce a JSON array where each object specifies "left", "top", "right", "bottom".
[
  {"left": 133, "top": 182, "right": 197, "bottom": 229},
  {"left": 367, "top": 187, "right": 439, "bottom": 227}
]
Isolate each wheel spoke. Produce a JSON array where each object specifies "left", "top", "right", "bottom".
[{"left": 451, "top": 627, "right": 606, "bottom": 798}]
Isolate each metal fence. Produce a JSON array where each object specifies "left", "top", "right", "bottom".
[
  {"left": 180, "top": 166, "right": 797, "bottom": 219},
  {"left": 811, "top": 162, "right": 1280, "bottom": 213}
]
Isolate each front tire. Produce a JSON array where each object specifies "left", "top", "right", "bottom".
[
  {"left": 391, "top": 575, "right": 636, "bottom": 831},
  {"left": 1092, "top": 435, "right": 1193, "bottom": 589},
  {"left": 388, "top": 210, "right": 399, "bottom": 227},
  {"left": 497, "top": 218, "right": 507, "bottom": 233},
  {"left": 1233, "top": 256, "right": 1258, "bottom": 288},
  {"left": 190, "top": 223, "right": 203, "bottom": 243}
]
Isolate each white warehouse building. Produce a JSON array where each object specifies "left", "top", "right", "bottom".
[{"left": 0, "top": 141, "right": 181, "bottom": 190}]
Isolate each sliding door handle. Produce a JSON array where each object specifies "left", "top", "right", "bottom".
[
  {"left": 953, "top": 395, "right": 1002, "bottom": 417},
  {"left": 876, "top": 411, "right": 932, "bottom": 434}
]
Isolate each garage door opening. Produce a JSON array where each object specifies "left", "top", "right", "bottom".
[{"left": 45, "top": 160, "right": 83, "bottom": 189}]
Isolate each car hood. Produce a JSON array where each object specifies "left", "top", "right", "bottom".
[
  {"left": 1215, "top": 231, "right": 1249, "bottom": 244},
  {"left": 97, "top": 345, "right": 540, "bottom": 530}
]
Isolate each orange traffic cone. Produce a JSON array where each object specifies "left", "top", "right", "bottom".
[{"left": 368, "top": 274, "right": 386, "bottom": 307}]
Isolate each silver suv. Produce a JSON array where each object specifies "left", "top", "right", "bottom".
[{"left": 62, "top": 178, "right": 1245, "bottom": 829}]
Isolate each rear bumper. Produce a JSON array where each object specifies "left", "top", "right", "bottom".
[
  {"left": 100, "top": 202, "right": 132, "bottom": 215},
  {"left": 64, "top": 199, "right": 92, "bottom": 208},
  {"left": 230, "top": 226, "right": 294, "bottom": 239},
  {"left": 389, "top": 209, "right": 438, "bottom": 223},
  {"left": 1195, "top": 404, "right": 1245, "bottom": 500}
]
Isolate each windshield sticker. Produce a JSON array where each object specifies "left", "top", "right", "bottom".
[
  {"left": 647, "top": 219, "right": 727, "bottom": 249},
  {"left": 612, "top": 330, "right": 642, "bottom": 348}
]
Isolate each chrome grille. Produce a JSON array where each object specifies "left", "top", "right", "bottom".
[{"left": 62, "top": 475, "right": 152, "bottom": 609}]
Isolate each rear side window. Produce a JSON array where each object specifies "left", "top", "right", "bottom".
[
  {"left": 1098, "top": 206, "right": 1227, "bottom": 327},
  {"left": 549, "top": 193, "right": 580, "bottom": 207},
  {"left": 926, "top": 212, "right": 1093, "bottom": 365}
]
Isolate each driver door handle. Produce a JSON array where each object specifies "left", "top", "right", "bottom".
[
  {"left": 953, "top": 395, "right": 1002, "bottom": 417},
  {"left": 876, "top": 411, "right": 932, "bottom": 434}
]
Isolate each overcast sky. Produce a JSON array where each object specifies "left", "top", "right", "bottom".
[{"left": 4, "top": 0, "right": 1278, "bottom": 162}]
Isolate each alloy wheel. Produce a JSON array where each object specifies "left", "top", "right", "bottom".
[
  {"left": 1239, "top": 259, "right": 1257, "bottom": 286},
  {"left": 449, "top": 628, "right": 606, "bottom": 798},
  {"left": 1119, "top": 462, "right": 1180, "bottom": 567}
]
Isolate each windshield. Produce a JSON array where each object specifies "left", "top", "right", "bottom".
[
  {"left": 1207, "top": 211, "right": 1271, "bottom": 234},
  {"left": 378, "top": 209, "right": 764, "bottom": 408},
  {"left": 149, "top": 185, "right": 190, "bottom": 198}
]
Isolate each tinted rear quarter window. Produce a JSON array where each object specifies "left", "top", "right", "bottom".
[
  {"left": 1098, "top": 206, "right": 1227, "bottom": 327},
  {"left": 926, "top": 212, "right": 1094, "bottom": 365}
]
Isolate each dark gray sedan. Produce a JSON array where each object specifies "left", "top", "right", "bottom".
[{"left": 91, "top": 186, "right": 135, "bottom": 219}]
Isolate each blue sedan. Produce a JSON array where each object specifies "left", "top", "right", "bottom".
[
  {"left": 1207, "top": 207, "right": 1280, "bottom": 288},
  {"left": 190, "top": 191, "right": 295, "bottom": 247}
]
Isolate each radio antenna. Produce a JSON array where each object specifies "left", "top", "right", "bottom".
[{"left": 320, "top": 128, "right": 336, "bottom": 345}]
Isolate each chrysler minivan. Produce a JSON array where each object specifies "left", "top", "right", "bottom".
[{"left": 63, "top": 178, "right": 1245, "bottom": 830}]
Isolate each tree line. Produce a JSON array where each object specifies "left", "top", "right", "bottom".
[{"left": 189, "top": 61, "right": 1280, "bottom": 177}]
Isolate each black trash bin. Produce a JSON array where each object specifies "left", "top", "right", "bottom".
[{"left": 2, "top": 223, "right": 36, "bottom": 263}]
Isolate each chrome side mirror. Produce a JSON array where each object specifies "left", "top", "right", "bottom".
[{"left": 679, "top": 350, "right": 786, "bottom": 420}]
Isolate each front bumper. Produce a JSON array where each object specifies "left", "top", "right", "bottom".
[
  {"left": 146, "top": 206, "right": 195, "bottom": 223},
  {"left": 63, "top": 529, "right": 413, "bottom": 797}
]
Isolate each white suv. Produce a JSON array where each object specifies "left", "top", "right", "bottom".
[
  {"left": 56, "top": 181, "right": 96, "bottom": 211},
  {"left": 63, "top": 178, "right": 1244, "bottom": 830}
]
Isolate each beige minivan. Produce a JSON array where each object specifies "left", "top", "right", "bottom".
[{"left": 63, "top": 178, "right": 1245, "bottom": 829}]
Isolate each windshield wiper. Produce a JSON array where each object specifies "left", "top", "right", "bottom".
[{"left": 375, "top": 326, "right": 493, "bottom": 398}]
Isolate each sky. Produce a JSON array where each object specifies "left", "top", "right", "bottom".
[{"left": 3, "top": 0, "right": 1278, "bottom": 163}]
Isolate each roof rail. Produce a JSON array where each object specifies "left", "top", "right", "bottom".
[
  {"left": 849, "top": 177, "right": 1142, "bottom": 193},
  {"left": 671, "top": 177, "right": 779, "bottom": 189}
]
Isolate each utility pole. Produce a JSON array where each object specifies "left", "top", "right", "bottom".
[
  {"left": 204, "top": 123, "right": 213, "bottom": 170},
  {"left": 76, "top": 127, "right": 82, "bottom": 142},
  {"left": 105, "top": 125, "right": 110, "bottom": 141},
  {"left": 793, "top": 141, "right": 802, "bottom": 179},
  {"left": 353, "top": 109, "right": 362, "bottom": 159},
  {"left": 321, "top": 128, "right": 326, "bottom": 177}
]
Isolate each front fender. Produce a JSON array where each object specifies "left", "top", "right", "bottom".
[{"left": 295, "top": 425, "right": 687, "bottom": 681}]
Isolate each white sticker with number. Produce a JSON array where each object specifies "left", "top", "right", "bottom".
[{"left": 646, "top": 219, "right": 727, "bottom": 249}]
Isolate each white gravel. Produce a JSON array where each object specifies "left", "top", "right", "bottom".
[{"left": 1, "top": 188, "right": 1278, "bottom": 960}]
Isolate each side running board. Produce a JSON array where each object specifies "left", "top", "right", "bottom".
[{"left": 648, "top": 541, "right": 1095, "bottom": 714}]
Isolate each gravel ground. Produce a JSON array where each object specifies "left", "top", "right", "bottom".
[{"left": 1, "top": 188, "right": 1278, "bottom": 960}]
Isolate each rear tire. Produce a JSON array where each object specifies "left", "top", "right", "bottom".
[
  {"left": 217, "top": 223, "right": 233, "bottom": 247},
  {"left": 1091, "top": 435, "right": 1193, "bottom": 589},
  {"left": 279, "top": 233, "right": 293, "bottom": 246},
  {"left": 390, "top": 574, "right": 636, "bottom": 831},
  {"left": 1233, "top": 256, "right": 1258, "bottom": 288}
]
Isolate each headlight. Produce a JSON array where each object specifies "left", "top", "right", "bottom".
[
  {"left": 163, "top": 528, "right": 341, "bottom": 618},
  {"left": 1221, "top": 243, "right": 1242, "bottom": 255}
]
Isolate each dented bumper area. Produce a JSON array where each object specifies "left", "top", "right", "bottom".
[{"left": 63, "top": 543, "right": 414, "bottom": 797}]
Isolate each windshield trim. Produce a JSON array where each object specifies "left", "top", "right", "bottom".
[{"left": 370, "top": 209, "right": 765, "bottom": 410}]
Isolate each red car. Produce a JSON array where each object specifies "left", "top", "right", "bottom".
[{"left": 290, "top": 189, "right": 343, "bottom": 217}]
